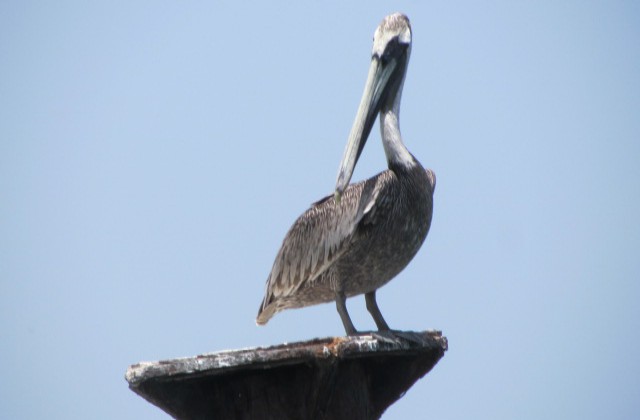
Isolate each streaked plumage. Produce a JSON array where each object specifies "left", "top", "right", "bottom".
[{"left": 257, "top": 13, "right": 435, "bottom": 334}]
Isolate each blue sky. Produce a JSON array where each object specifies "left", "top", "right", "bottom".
[{"left": 1, "top": 1, "right": 639, "bottom": 419}]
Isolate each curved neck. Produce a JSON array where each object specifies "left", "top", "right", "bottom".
[{"left": 380, "top": 85, "right": 415, "bottom": 170}]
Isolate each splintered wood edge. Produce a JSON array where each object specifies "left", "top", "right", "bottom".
[{"left": 125, "top": 330, "right": 447, "bottom": 387}]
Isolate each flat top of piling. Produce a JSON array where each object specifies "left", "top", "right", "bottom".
[{"left": 126, "top": 330, "right": 447, "bottom": 419}]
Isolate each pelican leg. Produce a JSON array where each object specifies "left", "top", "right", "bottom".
[
  {"left": 365, "top": 291, "right": 390, "bottom": 331},
  {"left": 336, "top": 292, "right": 358, "bottom": 335}
]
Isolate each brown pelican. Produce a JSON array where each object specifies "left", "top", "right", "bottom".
[{"left": 256, "top": 13, "right": 435, "bottom": 335}]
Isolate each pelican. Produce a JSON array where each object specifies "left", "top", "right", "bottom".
[{"left": 256, "top": 13, "right": 435, "bottom": 335}]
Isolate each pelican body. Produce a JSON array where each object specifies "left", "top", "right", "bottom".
[{"left": 257, "top": 13, "right": 435, "bottom": 335}]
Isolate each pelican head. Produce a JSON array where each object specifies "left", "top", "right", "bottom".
[{"left": 335, "top": 13, "right": 412, "bottom": 201}]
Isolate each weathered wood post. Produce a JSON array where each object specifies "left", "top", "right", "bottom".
[{"left": 126, "top": 330, "right": 447, "bottom": 419}]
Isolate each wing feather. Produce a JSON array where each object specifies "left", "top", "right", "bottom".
[{"left": 256, "top": 173, "right": 388, "bottom": 323}]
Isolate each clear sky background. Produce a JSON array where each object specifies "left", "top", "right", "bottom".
[{"left": 1, "top": 1, "right": 639, "bottom": 419}]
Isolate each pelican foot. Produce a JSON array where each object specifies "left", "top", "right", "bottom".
[{"left": 366, "top": 330, "right": 427, "bottom": 345}]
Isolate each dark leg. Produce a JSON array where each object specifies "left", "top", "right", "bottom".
[
  {"left": 336, "top": 292, "right": 357, "bottom": 335},
  {"left": 365, "top": 291, "right": 390, "bottom": 331}
]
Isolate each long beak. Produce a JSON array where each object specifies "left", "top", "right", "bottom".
[{"left": 334, "top": 56, "right": 398, "bottom": 201}]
